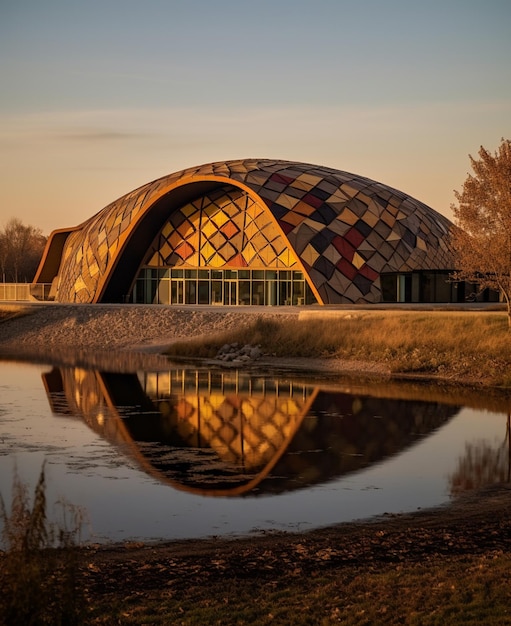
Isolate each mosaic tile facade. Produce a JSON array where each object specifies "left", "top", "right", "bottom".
[
  {"left": 145, "top": 186, "right": 297, "bottom": 269},
  {"left": 36, "top": 159, "right": 454, "bottom": 304}
]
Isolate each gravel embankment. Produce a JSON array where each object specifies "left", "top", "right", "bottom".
[{"left": 0, "top": 304, "right": 297, "bottom": 370}]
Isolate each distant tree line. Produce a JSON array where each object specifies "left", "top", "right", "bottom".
[{"left": 0, "top": 218, "right": 47, "bottom": 283}]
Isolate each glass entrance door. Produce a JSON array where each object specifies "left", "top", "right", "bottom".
[
  {"left": 223, "top": 281, "right": 237, "bottom": 305},
  {"left": 171, "top": 278, "right": 184, "bottom": 304}
]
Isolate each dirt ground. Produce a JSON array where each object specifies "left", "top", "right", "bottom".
[{"left": 79, "top": 483, "right": 511, "bottom": 603}]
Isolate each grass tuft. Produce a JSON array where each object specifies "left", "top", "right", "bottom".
[{"left": 0, "top": 464, "right": 86, "bottom": 625}]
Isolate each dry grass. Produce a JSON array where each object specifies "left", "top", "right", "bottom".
[
  {"left": 166, "top": 311, "right": 511, "bottom": 387},
  {"left": 85, "top": 552, "right": 511, "bottom": 625},
  {"left": 0, "top": 465, "right": 86, "bottom": 625}
]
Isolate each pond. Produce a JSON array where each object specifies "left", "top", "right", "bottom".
[{"left": 0, "top": 359, "right": 509, "bottom": 545}]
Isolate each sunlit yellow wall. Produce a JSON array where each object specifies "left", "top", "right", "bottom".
[{"left": 145, "top": 186, "right": 297, "bottom": 269}]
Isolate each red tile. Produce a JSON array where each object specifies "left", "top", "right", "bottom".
[
  {"left": 332, "top": 236, "right": 355, "bottom": 261},
  {"left": 336, "top": 258, "right": 358, "bottom": 280}
]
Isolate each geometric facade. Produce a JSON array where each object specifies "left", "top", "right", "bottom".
[{"left": 34, "top": 159, "right": 455, "bottom": 305}]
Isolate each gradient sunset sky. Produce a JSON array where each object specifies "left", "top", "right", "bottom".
[{"left": 1, "top": 0, "right": 510, "bottom": 234}]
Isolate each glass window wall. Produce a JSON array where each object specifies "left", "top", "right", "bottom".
[
  {"left": 132, "top": 268, "right": 316, "bottom": 306},
  {"left": 380, "top": 271, "right": 500, "bottom": 303}
]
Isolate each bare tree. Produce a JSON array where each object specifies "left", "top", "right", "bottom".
[
  {"left": 0, "top": 229, "right": 7, "bottom": 282},
  {"left": 0, "top": 218, "right": 47, "bottom": 283},
  {"left": 450, "top": 138, "right": 511, "bottom": 327}
]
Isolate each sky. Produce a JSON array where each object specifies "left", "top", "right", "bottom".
[{"left": 1, "top": 0, "right": 510, "bottom": 235}]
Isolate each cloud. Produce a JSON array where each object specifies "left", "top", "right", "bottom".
[
  {"left": 0, "top": 100, "right": 509, "bottom": 231},
  {"left": 57, "top": 128, "right": 151, "bottom": 142},
  {"left": 2, "top": 99, "right": 509, "bottom": 144}
]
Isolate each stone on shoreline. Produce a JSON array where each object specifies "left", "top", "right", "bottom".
[{"left": 215, "top": 342, "right": 262, "bottom": 364}]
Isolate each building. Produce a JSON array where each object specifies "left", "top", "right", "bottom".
[{"left": 34, "top": 158, "right": 468, "bottom": 305}]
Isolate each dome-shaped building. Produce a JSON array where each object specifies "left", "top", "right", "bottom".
[{"left": 34, "top": 158, "right": 459, "bottom": 305}]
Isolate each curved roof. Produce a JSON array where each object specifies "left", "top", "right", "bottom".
[{"left": 36, "top": 159, "right": 454, "bottom": 304}]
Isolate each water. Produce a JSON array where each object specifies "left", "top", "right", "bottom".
[{"left": 0, "top": 360, "right": 509, "bottom": 545}]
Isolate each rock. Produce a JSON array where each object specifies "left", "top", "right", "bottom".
[
  {"left": 250, "top": 346, "right": 262, "bottom": 359},
  {"left": 214, "top": 342, "right": 262, "bottom": 365}
]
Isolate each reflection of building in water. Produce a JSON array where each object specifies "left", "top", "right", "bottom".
[
  {"left": 263, "top": 391, "right": 457, "bottom": 495},
  {"left": 43, "top": 367, "right": 316, "bottom": 494},
  {"left": 139, "top": 370, "right": 313, "bottom": 472},
  {"left": 43, "top": 367, "right": 459, "bottom": 496}
]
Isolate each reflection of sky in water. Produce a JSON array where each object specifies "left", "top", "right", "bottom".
[{"left": 0, "top": 361, "right": 508, "bottom": 544}]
